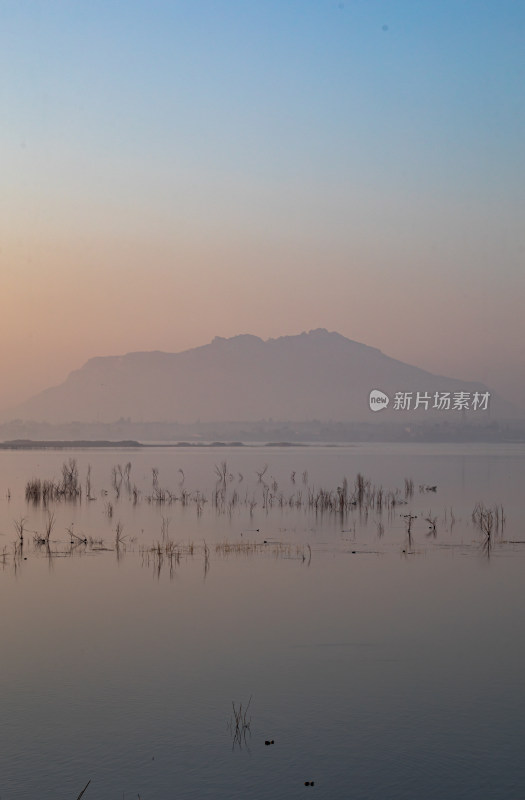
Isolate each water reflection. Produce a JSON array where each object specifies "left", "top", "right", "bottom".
[{"left": 0, "top": 445, "right": 524, "bottom": 799}]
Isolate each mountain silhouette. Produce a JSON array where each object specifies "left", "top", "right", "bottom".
[{"left": 6, "top": 329, "right": 516, "bottom": 423}]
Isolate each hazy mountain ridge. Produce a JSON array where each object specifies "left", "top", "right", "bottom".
[{"left": 4, "top": 329, "right": 520, "bottom": 424}]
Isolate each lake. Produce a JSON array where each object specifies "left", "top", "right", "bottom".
[{"left": 0, "top": 443, "right": 524, "bottom": 799}]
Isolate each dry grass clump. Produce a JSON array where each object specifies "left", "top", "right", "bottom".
[
  {"left": 144, "top": 467, "right": 206, "bottom": 512},
  {"left": 140, "top": 534, "right": 197, "bottom": 577},
  {"left": 139, "top": 535, "right": 311, "bottom": 578},
  {"left": 25, "top": 459, "right": 82, "bottom": 504},
  {"left": 215, "top": 539, "right": 311, "bottom": 563}
]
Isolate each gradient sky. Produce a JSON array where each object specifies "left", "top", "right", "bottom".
[{"left": 1, "top": 0, "right": 524, "bottom": 412}]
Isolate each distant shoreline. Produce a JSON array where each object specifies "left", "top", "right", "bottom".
[
  {"left": 0, "top": 439, "right": 145, "bottom": 449},
  {"left": 0, "top": 439, "right": 312, "bottom": 450}
]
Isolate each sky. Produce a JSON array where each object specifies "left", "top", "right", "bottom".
[{"left": 1, "top": 0, "right": 524, "bottom": 413}]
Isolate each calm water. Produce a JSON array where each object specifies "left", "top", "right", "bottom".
[{"left": 0, "top": 443, "right": 524, "bottom": 799}]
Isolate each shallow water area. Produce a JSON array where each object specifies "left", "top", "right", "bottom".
[{"left": 0, "top": 444, "right": 524, "bottom": 799}]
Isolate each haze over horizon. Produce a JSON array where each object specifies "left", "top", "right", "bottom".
[{"left": 1, "top": 1, "right": 524, "bottom": 413}]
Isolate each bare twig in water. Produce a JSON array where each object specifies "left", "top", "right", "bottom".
[
  {"left": 13, "top": 516, "right": 27, "bottom": 541},
  {"left": 228, "top": 696, "right": 252, "bottom": 749},
  {"left": 215, "top": 461, "right": 228, "bottom": 484},
  {"left": 115, "top": 521, "right": 126, "bottom": 548},
  {"left": 256, "top": 464, "right": 268, "bottom": 482},
  {"left": 75, "top": 779, "right": 91, "bottom": 800},
  {"left": 85, "top": 464, "right": 94, "bottom": 500},
  {"left": 203, "top": 539, "right": 210, "bottom": 576},
  {"left": 425, "top": 514, "right": 437, "bottom": 536},
  {"left": 67, "top": 524, "right": 87, "bottom": 545},
  {"left": 403, "top": 513, "right": 417, "bottom": 548},
  {"left": 44, "top": 510, "right": 55, "bottom": 541},
  {"left": 472, "top": 502, "right": 504, "bottom": 558}
]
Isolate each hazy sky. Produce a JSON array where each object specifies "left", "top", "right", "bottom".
[{"left": 1, "top": 0, "right": 524, "bottom": 412}]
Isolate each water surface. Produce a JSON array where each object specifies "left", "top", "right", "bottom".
[{"left": 0, "top": 444, "right": 524, "bottom": 799}]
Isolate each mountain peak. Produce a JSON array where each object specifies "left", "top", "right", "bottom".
[{"left": 211, "top": 334, "right": 263, "bottom": 347}]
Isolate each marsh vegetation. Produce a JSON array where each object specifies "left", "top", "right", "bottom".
[{"left": 5, "top": 455, "right": 511, "bottom": 576}]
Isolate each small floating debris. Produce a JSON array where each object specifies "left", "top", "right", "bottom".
[
  {"left": 304, "top": 780, "right": 315, "bottom": 786},
  {"left": 264, "top": 739, "right": 275, "bottom": 745}
]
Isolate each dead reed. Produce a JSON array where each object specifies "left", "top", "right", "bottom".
[
  {"left": 75, "top": 779, "right": 91, "bottom": 799},
  {"left": 22, "top": 459, "right": 426, "bottom": 531},
  {"left": 472, "top": 502, "right": 505, "bottom": 536},
  {"left": 228, "top": 696, "right": 252, "bottom": 749},
  {"left": 25, "top": 459, "right": 82, "bottom": 504},
  {"left": 425, "top": 513, "right": 437, "bottom": 536},
  {"left": 13, "top": 516, "right": 27, "bottom": 541},
  {"left": 115, "top": 521, "right": 126, "bottom": 549},
  {"left": 44, "top": 510, "right": 55, "bottom": 541},
  {"left": 472, "top": 502, "right": 506, "bottom": 557}
]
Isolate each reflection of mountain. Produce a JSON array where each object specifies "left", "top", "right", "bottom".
[{"left": 6, "top": 329, "right": 518, "bottom": 423}]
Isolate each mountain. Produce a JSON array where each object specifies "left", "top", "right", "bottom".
[{"left": 4, "top": 329, "right": 519, "bottom": 424}]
